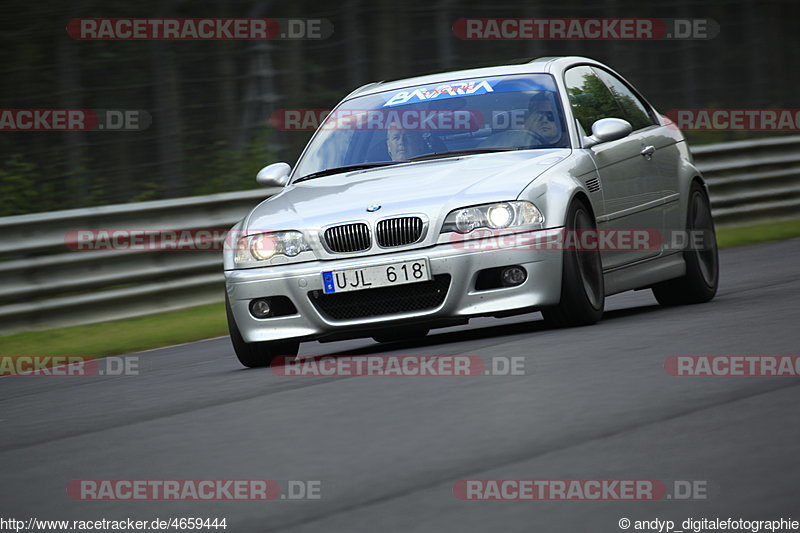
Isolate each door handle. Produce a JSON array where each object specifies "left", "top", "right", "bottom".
[{"left": 640, "top": 145, "right": 656, "bottom": 159}]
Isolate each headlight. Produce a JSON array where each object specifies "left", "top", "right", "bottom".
[
  {"left": 441, "top": 201, "right": 543, "bottom": 234},
  {"left": 250, "top": 233, "right": 277, "bottom": 260},
  {"left": 487, "top": 204, "right": 513, "bottom": 228},
  {"left": 235, "top": 231, "right": 311, "bottom": 266},
  {"left": 453, "top": 208, "right": 482, "bottom": 233}
]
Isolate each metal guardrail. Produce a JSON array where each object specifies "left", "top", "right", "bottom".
[
  {"left": 1, "top": 136, "right": 798, "bottom": 335},
  {"left": 0, "top": 188, "right": 279, "bottom": 335},
  {"left": 693, "top": 135, "right": 800, "bottom": 225}
]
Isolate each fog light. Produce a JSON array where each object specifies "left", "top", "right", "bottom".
[
  {"left": 501, "top": 266, "right": 527, "bottom": 286},
  {"left": 249, "top": 298, "right": 272, "bottom": 318}
]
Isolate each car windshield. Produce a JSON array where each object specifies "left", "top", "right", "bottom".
[{"left": 292, "top": 73, "right": 568, "bottom": 182}]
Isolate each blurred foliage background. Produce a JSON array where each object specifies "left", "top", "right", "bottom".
[{"left": 1, "top": 0, "right": 797, "bottom": 216}]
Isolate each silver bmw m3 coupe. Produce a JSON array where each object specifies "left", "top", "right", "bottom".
[{"left": 223, "top": 56, "right": 718, "bottom": 368}]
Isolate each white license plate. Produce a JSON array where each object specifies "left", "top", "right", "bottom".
[{"left": 322, "top": 259, "right": 430, "bottom": 294}]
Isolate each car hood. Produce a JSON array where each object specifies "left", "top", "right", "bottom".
[{"left": 244, "top": 149, "right": 569, "bottom": 233}]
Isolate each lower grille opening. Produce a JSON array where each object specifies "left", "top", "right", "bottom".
[
  {"left": 308, "top": 274, "right": 451, "bottom": 320},
  {"left": 475, "top": 267, "right": 505, "bottom": 291}
]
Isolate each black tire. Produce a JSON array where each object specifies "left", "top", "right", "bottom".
[
  {"left": 225, "top": 294, "right": 299, "bottom": 368},
  {"left": 541, "top": 199, "right": 605, "bottom": 327},
  {"left": 372, "top": 328, "right": 430, "bottom": 344},
  {"left": 651, "top": 182, "right": 719, "bottom": 306}
]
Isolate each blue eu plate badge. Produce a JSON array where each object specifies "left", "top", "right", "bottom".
[{"left": 322, "top": 271, "right": 336, "bottom": 293}]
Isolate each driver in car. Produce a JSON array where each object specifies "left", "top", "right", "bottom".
[
  {"left": 524, "top": 92, "right": 563, "bottom": 145},
  {"left": 386, "top": 124, "right": 426, "bottom": 161},
  {"left": 480, "top": 92, "right": 564, "bottom": 149}
]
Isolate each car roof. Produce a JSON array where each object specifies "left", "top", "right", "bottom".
[{"left": 344, "top": 56, "right": 604, "bottom": 100}]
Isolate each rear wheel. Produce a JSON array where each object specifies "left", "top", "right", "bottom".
[
  {"left": 541, "top": 199, "right": 604, "bottom": 327},
  {"left": 651, "top": 182, "right": 718, "bottom": 305},
  {"left": 226, "top": 294, "right": 299, "bottom": 368}
]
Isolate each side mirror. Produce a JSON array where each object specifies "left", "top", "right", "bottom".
[
  {"left": 256, "top": 162, "right": 291, "bottom": 187},
  {"left": 583, "top": 118, "right": 632, "bottom": 148}
]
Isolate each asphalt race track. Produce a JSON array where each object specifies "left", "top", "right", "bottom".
[{"left": 2, "top": 238, "right": 799, "bottom": 533}]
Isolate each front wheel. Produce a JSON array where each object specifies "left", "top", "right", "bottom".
[
  {"left": 226, "top": 294, "right": 299, "bottom": 368},
  {"left": 651, "top": 182, "right": 718, "bottom": 306},
  {"left": 541, "top": 199, "right": 605, "bottom": 327}
]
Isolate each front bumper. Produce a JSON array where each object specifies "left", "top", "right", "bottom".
[{"left": 224, "top": 229, "right": 564, "bottom": 343}]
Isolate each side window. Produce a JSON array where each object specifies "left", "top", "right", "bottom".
[
  {"left": 564, "top": 66, "right": 621, "bottom": 134},
  {"left": 592, "top": 68, "right": 655, "bottom": 131}
]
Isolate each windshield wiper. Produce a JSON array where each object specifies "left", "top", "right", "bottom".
[
  {"left": 404, "top": 147, "right": 523, "bottom": 162},
  {"left": 294, "top": 162, "right": 401, "bottom": 183}
]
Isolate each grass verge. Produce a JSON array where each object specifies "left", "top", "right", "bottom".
[
  {"left": 1, "top": 218, "right": 798, "bottom": 360},
  {"left": 715, "top": 218, "right": 800, "bottom": 249},
  {"left": 0, "top": 302, "right": 228, "bottom": 359}
]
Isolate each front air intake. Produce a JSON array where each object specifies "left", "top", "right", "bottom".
[
  {"left": 376, "top": 217, "right": 424, "bottom": 248},
  {"left": 323, "top": 223, "right": 371, "bottom": 253}
]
